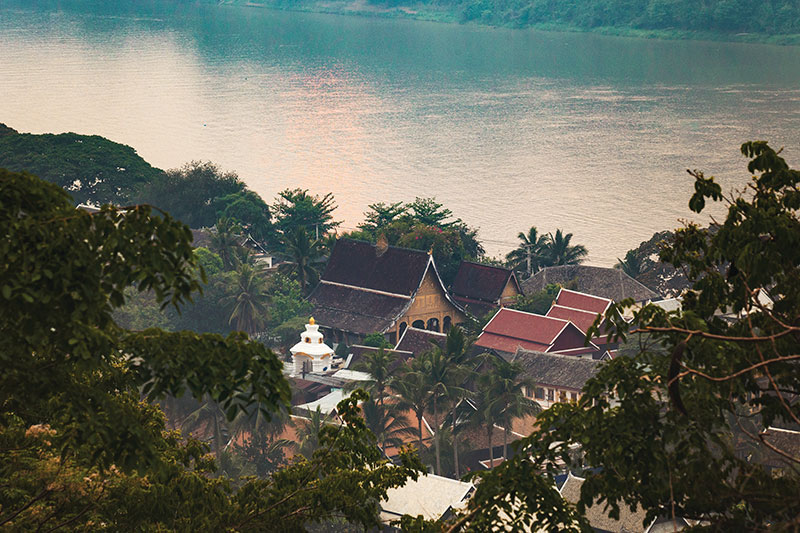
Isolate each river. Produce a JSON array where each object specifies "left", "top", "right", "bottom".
[{"left": 2, "top": 0, "right": 800, "bottom": 264}]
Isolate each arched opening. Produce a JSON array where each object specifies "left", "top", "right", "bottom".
[
  {"left": 443, "top": 316, "right": 452, "bottom": 333},
  {"left": 412, "top": 320, "right": 425, "bottom": 329},
  {"left": 427, "top": 318, "right": 440, "bottom": 332},
  {"left": 399, "top": 322, "right": 408, "bottom": 338}
]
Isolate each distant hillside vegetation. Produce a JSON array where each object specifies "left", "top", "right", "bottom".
[
  {"left": 236, "top": 0, "right": 800, "bottom": 39},
  {"left": 0, "top": 126, "right": 163, "bottom": 206}
]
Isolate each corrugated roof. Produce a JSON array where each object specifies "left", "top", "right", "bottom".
[
  {"left": 512, "top": 348, "right": 601, "bottom": 390},
  {"left": 555, "top": 288, "right": 612, "bottom": 315},
  {"left": 450, "top": 261, "right": 516, "bottom": 303},
  {"left": 320, "top": 239, "right": 430, "bottom": 296},
  {"left": 523, "top": 265, "right": 660, "bottom": 303}
]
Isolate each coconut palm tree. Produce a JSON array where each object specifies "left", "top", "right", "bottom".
[
  {"left": 361, "top": 399, "right": 416, "bottom": 456},
  {"left": 469, "top": 376, "right": 504, "bottom": 470},
  {"left": 278, "top": 226, "right": 323, "bottom": 294},
  {"left": 615, "top": 249, "right": 643, "bottom": 278},
  {"left": 541, "top": 229, "right": 588, "bottom": 267},
  {"left": 441, "top": 326, "right": 477, "bottom": 478},
  {"left": 211, "top": 216, "right": 245, "bottom": 270},
  {"left": 487, "top": 359, "right": 540, "bottom": 460},
  {"left": 181, "top": 395, "right": 229, "bottom": 457},
  {"left": 223, "top": 263, "right": 269, "bottom": 336},
  {"left": 392, "top": 361, "right": 431, "bottom": 456},
  {"left": 506, "top": 226, "right": 550, "bottom": 275},
  {"left": 296, "top": 406, "right": 329, "bottom": 460},
  {"left": 353, "top": 347, "right": 396, "bottom": 408}
]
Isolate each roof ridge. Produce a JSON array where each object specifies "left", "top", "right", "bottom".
[
  {"left": 498, "top": 307, "right": 570, "bottom": 325},
  {"left": 338, "top": 237, "right": 431, "bottom": 257},
  {"left": 549, "top": 304, "right": 601, "bottom": 316},
  {"left": 404, "top": 326, "right": 448, "bottom": 336}
]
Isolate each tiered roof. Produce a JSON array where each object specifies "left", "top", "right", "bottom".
[
  {"left": 395, "top": 326, "right": 447, "bottom": 356},
  {"left": 450, "top": 262, "right": 519, "bottom": 318},
  {"left": 512, "top": 348, "right": 601, "bottom": 391},
  {"left": 474, "top": 308, "right": 592, "bottom": 355}
]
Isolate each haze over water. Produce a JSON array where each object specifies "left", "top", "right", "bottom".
[{"left": 3, "top": 0, "right": 800, "bottom": 264}]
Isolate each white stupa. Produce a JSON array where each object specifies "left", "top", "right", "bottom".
[{"left": 290, "top": 317, "right": 334, "bottom": 376}]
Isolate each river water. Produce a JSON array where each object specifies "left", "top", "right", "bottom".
[{"left": 2, "top": 0, "right": 800, "bottom": 264}]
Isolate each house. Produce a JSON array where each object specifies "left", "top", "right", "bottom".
[
  {"left": 449, "top": 261, "right": 521, "bottom": 319},
  {"left": 308, "top": 239, "right": 467, "bottom": 345},
  {"left": 511, "top": 348, "right": 601, "bottom": 408},
  {"left": 380, "top": 473, "right": 474, "bottom": 525},
  {"left": 546, "top": 289, "right": 617, "bottom": 356},
  {"left": 474, "top": 308, "right": 599, "bottom": 360},
  {"left": 522, "top": 265, "right": 660, "bottom": 305}
]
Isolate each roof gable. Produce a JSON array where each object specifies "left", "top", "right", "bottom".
[
  {"left": 450, "top": 261, "right": 514, "bottom": 303},
  {"left": 555, "top": 288, "right": 612, "bottom": 315},
  {"left": 321, "top": 239, "right": 431, "bottom": 296}
]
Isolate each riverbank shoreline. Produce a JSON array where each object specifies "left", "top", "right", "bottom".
[{"left": 226, "top": 0, "right": 800, "bottom": 46}]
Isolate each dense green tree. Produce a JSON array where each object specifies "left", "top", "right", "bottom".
[
  {"left": 136, "top": 161, "right": 245, "bottom": 228},
  {"left": 271, "top": 188, "right": 339, "bottom": 239},
  {"left": 511, "top": 283, "right": 563, "bottom": 315},
  {"left": 0, "top": 130, "right": 163, "bottom": 205},
  {"left": 362, "top": 332, "right": 393, "bottom": 348},
  {"left": 211, "top": 216, "right": 247, "bottom": 270},
  {"left": 358, "top": 201, "right": 407, "bottom": 232},
  {"left": 212, "top": 188, "right": 273, "bottom": 243},
  {"left": 451, "top": 142, "right": 800, "bottom": 531},
  {"left": 353, "top": 346, "right": 397, "bottom": 407},
  {"left": 266, "top": 272, "right": 313, "bottom": 328}
]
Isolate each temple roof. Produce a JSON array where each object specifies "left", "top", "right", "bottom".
[
  {"left": 450, "top": 262, "right": 518, "bottom": 303},
  {"left": 319, "top": 239, "right": 431, "bottom": 296},
  {"left": 307, "top": 282, "right": 409, "bottom": 334},
  {"left": 522, "top": 265, "right": 660, "bottom": 303},
  {"left": 395, "top": 327, "right": 448, "bottom": 356},
  {"left": 475, "top": 308, "right": 580, "bottom": 354}
]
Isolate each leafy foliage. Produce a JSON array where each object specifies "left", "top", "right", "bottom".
[{"left": 0, "top": 130, "right": 163, "bottom": 205}]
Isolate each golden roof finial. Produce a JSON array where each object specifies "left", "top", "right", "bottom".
[
  {"left": 309, "top": 317, "right": 315, "bottom": 325},
  {"left": 428, "top": 246, "right": 434, "bottom": 255}
]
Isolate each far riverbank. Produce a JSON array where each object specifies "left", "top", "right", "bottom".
[{"left": 225, "top": 0, "right": 800, "bottom": 46}]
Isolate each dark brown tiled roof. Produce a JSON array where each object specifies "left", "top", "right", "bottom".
[
  {"left": 320, "top": 239, "right": 431, "bottom": 296},
  {"left": 512, "top": 348, "right": 601, "bottom": 391},
  {"left": 395, "top": 327, "right": 448, "bottom": 356},
  {"left": 452, "top": 295, "right": 498, "bottom": 321},
  {"left": 523, "top": 265, "right": 660, "bottom": 303},
  {"left": 308, "top": 283, "right": 410, "bottom": 335},
  {"left": 451, "top": 262, "right": 517, "bottom": 303}
]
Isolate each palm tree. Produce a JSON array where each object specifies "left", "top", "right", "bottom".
[
  {"left": 470, "top": 376, "right": 504, "bottom": 469},
  {"left": 615, "top": 249, "right": 643, "bottom": 278},
  {"left": 421, "top": 348, "right": 468, "bottom": 476},
  {"left": 541, "top": 229, "right": 588, "bottom": 267},
  {"left": 182, "top": 395, "right": 229, "bottom": 457},
  {"left": 392, "top": 362, "right": 431, "bottom": 456},
  {"left": 223, "top": 263, "right": 269, "bottom": 335},
  {"left": 278, "top": 226, "right": 323, "bottom": 294},
  {"left": 361, "top": 399, "right": 416, "bottom": 456},
  {"left": 488, "top": 359, "right": 540, "bottom": 460},
  {"left": 506, "top": 226, "right": 550, "bottom": 275},
  {"left": 353, "top": 347, "right": 396, "bottom": 408},
  {"left": 296, "top": 406, "right": 329, "bottom": 459},
  {"left": 211, "top": 217, "right": 244, "bottom": 270},
  {"left": 441, "top": 326, "right": 476, "bottom": 478}
]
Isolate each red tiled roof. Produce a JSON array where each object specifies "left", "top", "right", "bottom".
[
  {"left": 481, "top": 308, "right": 570, "bottom": 346},
  {"left": 555, "top": 288, "right": 612, "bottom": 315},
  {"left": 546, "top": 304, "right": 601, "bottom": 333}
]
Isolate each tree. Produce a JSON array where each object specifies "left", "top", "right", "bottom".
[
  {"left": 266, "top": 272, "right": 313, "bottom": 328},
  {"left": 506, "top": 226, "right": 550, "bottom": 275},
  {"left": 451, "top": 142, "right": 800, "bottom": 531},
  {"left": 361, "top": 399, "right": 416, "bottom": 456},
  {"left": 0, "top": 169, "right": 425, "bottom": 530},
  {"left": 210, "top": 216, "right": 246, "bottom": 270},
  {"left": 358, "top": 201, "right": 407, "bottom": 232},
  {"left": 362, "top": 332, "right": 392, "bottom": 349},
  {"left": 511, "top": 283, "right": 563, "bottom": 315},
  {"left": 278, "top": 226, "right": 324, "bottom": 294},
  {"left": 212, "top": 188, "right": 273, "bottom": 243},
  {"left": 541, "top": 229, "right": 588, "bottom": 267},
  {"left": 0, "top": 130, "right": 163, "bottom": 205},
  {"left": 615, "top": 249, "right": 643, "bottom": 278},
  {"left": 223, "top": 263, "right": 270, "bottom": 336},
  {"left": 271, "top": 188, "right": 339, "bottom": 239},
  {"left": 392, "top": 362, "right": 432, "bottom": 455},
  {"left": 354, "top": 347, "right": 397, "bottom": 408},
  {"left": 487, "top": 359, "right": 540, "bottom": 460},
  {"left": 136, "top": 161, "right": 245, "bottom": 228}
]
